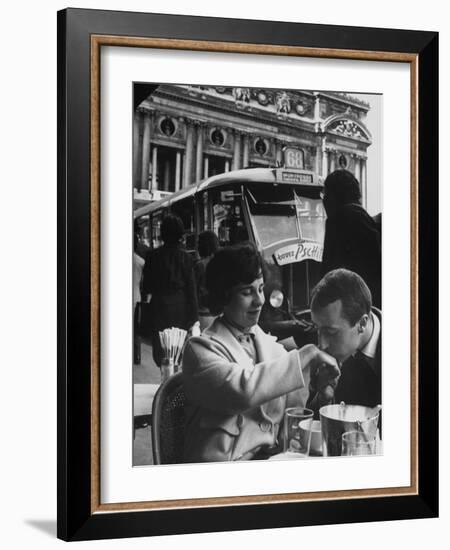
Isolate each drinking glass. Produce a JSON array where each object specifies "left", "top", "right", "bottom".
[
  {"left": 284, "top": 407, "right": 314, "bottom": 457},
  {"left": 341, "top": 430, "right": 376, "bottom": 456}
]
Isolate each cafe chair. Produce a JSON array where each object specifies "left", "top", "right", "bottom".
[{"left": 151, "top": 371, "right": 185, "bottom": 465}]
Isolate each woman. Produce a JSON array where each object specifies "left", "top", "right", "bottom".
[
  {"left": 141, "top": 214, "right": 198, "bottom": 367},
  {"left": 182, "top": 242, "right": 337, "bottom": 462}
]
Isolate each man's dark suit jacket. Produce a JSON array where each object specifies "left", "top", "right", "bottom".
[
  {"left": 322, "top": 203, "right": 381, "bottom": 308},
  {"left": 307, "top": 309, "right": 382, "bottom": 415}
]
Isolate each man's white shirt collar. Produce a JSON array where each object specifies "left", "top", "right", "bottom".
[{"left": 360, "top": 312, "right": 380, "bottom": 359}]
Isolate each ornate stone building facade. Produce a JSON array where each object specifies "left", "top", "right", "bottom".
[{"left": 133, "top": 85, "right": 372, "bottom": 207}]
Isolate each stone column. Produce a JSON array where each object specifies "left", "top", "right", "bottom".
[
  {"left": 225, "top": 160, "right": 230, "bottom": 172},
  {"left": 242, "top": 134, "right": 250, "bottom": 168},
  {"left": 183, "top": 120, "right": 195, "bottom": 187},
  {"left": 361, "top": 159, "right": 367, "bottom": 208},
  {"left": 232, "top": 131, "right": 242, "bottom": 170},
  {"left": 355, "top": 157, "right": 361, "bottom": 185},
  {"left": 321, "top": 139, "right": 328, "bottom": 177},
  {"left": 195, "top": 122, "right": 204, "bottom": 182},
  {"left": 133, "top": 109, "right": 143, "bottom": 190},
  {"left": 329, "top": 151, "right": 336, "bottom": 173},
  {"left": 276, "top": 140, "right": 283, "bottom": 166},
  {"left": 314, "top": 146, "right": 320, "bottom": 175},
  {"left": 140, "top": 110, "right": 152, "bottom": 190},
  {"left": 151, "top": 145, "right": 158, "bottom": 191},
  {"left": 204, "top": 157, "right": 209, "bottom": 179},
  {"left": 314, "top": 94, "right": 321, "bottom": 120},
  {"left": 175, "top": 151, "right": 181, "bottom": 192}
]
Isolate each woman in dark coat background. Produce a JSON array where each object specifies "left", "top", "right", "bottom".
[{"left": 141, "top": 214, "right": 198, "bottom": 366}]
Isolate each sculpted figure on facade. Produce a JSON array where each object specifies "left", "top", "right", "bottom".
[
  {"left": 276, "top": 91, "right": 291, "bottom": 114},
  {"left": 233, "top": 87, "right": 251, "bottom": 103},
  {"left": 332, "top": 119, "right": 364, "bottom": 140}
]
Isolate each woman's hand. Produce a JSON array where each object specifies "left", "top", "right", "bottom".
[{"left": 298, "top": 344, "right": 341, "bottom": 404}]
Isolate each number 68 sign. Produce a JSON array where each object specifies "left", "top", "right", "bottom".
[{"left": 284, "top": 146, "right": 305, "bottom": 169}]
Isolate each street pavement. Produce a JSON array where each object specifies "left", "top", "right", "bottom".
[{"left": 133, "top": 342, "right": 161, "bottom": 466}]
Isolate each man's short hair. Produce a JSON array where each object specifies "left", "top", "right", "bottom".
[
  {"left": 206, "top": 242, "right": 264, "bottom": 315},
  {"left": 161, "top": 214, "right": 185, "bottom": 245},
  {"left": 324, "top": 169, "right": 362, "bottom": 205},
  {"left": 311, "top": 269, "right": 372, "bottom": 325}
]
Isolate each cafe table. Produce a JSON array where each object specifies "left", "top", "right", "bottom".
[{"left": 269, "top": 431, "right": 382, "bottom": 460}]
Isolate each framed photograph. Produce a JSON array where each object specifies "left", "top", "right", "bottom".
[{"left": 57, "top": 8, "right": 438, "bottom": 541}]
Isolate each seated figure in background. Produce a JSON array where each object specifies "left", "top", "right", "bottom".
[
  {"left": 194, "top": 230, "right": 220, "bottom": 332},
  {"left": 182, "top": 242, "right": 338, "bottom": 463}
]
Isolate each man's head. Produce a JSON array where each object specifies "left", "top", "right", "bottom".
[
  {"left": 322, "top": 169, "right": 361, "bottom": 216},
  {"left": 310, "top": 269, "right": 372, "bottom": 362},
  {"left": 161, "top": 214, "right": 185, "bottom": 245}
]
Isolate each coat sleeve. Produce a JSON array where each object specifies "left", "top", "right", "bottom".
[{"left": 182, "top": 336, "right": 305, "bottom": 415}]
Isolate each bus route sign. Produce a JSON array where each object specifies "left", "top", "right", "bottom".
[
  {"left": 274, "top": 241, "right": 323, "bottom": 266},
  {"left": 279, "top": 171, "right": 314, "bottom": 185}
]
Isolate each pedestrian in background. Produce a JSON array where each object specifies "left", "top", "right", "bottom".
[
  {"left": 133, "top": 222, "right": 145, "bottom": 364},
  {"left": 321, "top": 169, "right": 381, "bottom": 308},
  {"left": 141, "top": 214, "right": 199, "bottom": 367},
  {"left": 194, "top": 230, "right": 220, "bottom": 331}
]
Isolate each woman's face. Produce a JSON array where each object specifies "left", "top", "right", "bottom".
[{"left": 223, "top": 276, "right": 265, "bottom": 330}]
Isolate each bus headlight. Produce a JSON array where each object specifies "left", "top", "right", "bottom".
[{"left": 269, "top": 290, "right": 284, "bottom": 308}]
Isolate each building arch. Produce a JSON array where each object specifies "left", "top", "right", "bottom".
[{"left": 323, "top": 114, "right": 372, "bottom": 143}]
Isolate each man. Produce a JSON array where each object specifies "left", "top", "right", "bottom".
[
  {"left": 307, "top": 269, "right": 381, "bottom": 414},
  {"left": 321, "top": 169, "right": 381, "bottom": 308}
]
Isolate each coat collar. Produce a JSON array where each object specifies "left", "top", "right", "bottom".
[{"left": 204, "top": 316, "right": 267, "bottom": 366}]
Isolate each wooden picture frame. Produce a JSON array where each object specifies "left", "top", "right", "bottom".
[{"left": 57, "top": 8, "right": 438, "bottom": 541}]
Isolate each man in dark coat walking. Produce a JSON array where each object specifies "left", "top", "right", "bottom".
[
  {"left": 321, "top": 169, "right": 381, "bottom": 308},
  {"left": 141, "top": 214, "right": 198, "bottom": 366}
]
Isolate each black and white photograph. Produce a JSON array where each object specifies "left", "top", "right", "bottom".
[
  {"left": 0, "top": 0, "right": 443, "bottom": 546},
  {"left": 132, "top": 83, "right": 382, "bottom": 466}
]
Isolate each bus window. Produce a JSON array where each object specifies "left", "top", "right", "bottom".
[
  {"left": 246, "top": 185, "right": 299, "bottom": 249},
  {"left": 197, "top": 191, "right": 210, "bottom": 231},
  {"left": 211, "top": 188, "right": 249, "bottom": 246},
  {"left": 294, "top": 192, "right": 326, "bottom": 244},
  {"left": 246, "top": 184, "right": 325, "bottom": 250},
  {"left": 151, "top": 212, "right": 163, "bottom": 249}
]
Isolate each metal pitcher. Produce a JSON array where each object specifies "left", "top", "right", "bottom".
[{"left": 319, "top": 403, "right": 381, "bottom": 456}]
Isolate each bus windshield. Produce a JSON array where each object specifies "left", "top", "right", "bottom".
[{"left": 246, "top": 184, "right": 326, "bottom": 250}]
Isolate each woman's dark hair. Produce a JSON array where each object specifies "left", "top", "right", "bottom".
[
  {"left": 324, "top": 169, "right": 362, "bottom": 206},
  {"left": 206, "top": 242, "right": 264, "bottom": 315},
  {"left": 198, "top": 231, "right": 220, "bottom": 258},
  {"left": 310, "top": 268, "right": 372, "bottom": 326},
  {"left": 161, "top": 214, "right": 185, "bottom": 245}
]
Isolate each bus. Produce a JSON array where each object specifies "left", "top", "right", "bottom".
[{"left": 134, "top": 153, "right": 326, "bottom": 343}]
